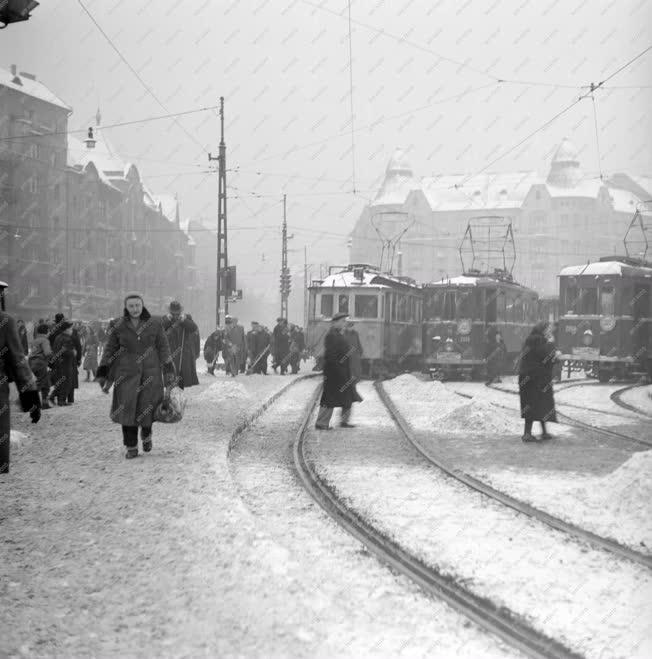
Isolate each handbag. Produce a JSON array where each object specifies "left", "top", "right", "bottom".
[{"left": 154, "top": 385, "right": 186, "bottom": 423}]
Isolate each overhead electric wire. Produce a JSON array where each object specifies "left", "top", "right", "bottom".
[
  {"left": 76, "top": 0, "right": 208, "bottom": 155},
  {"left": 454, "top": 44, "right": 652, "bottom": 189}
]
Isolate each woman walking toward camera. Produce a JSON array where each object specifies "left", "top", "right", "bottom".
[{"left": 96, "top": 293, "right": 175, "bottom": 459}]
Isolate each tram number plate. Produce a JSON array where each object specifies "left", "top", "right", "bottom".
[
  {"left": 436, "top": 352, "right": 462, "bottom": 362},
  {"left": 572, "top": 347, "right": 600, "bottom": 358}
]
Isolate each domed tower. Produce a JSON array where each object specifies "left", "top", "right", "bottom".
[
  {"left": 546, "top": 137, "right": 582, "bottom": 188},
  {"left": 373, "top": 148, "right": 416, "bottom": 205}
]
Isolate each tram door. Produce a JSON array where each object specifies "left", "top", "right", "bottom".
[
  {"left": 632, "top": 283, "right": 650, "bottom": 365},
  {"left": 485, "top": 288, "right": 497, "bottom": 324}
]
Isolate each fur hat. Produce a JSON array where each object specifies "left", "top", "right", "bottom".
[
  {"left": 123, "top": 291, "right": 144, "bottom": 306},
  {"left": 169, "top": 300, "right": 182, "bottom": 313}
]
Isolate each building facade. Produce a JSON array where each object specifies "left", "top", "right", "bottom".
[
  {"left": 0, "top": 65, "right": 197, "bottom": 321},
  {"left": 350, "top": 144, "right": 650, "bottom": 296}
]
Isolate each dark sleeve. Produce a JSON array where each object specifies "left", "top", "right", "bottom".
[
  {"left": 2, "top": 315, "right": 36, "bottom": 391},
  {"left": 97, "top": 320, "right": 121, "bottom": 379},
  {"left": 156, "top": 322, "right": 175, "bottom": 374}
]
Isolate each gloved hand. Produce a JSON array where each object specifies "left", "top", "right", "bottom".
[{"left": 19, "top": 390, "right": 41, "bottom": 424}]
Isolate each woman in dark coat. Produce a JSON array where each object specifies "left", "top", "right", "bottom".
[
  {"left": 518, "top": 321, "right": 559, "bottom": 442},
  {"left": 82, "top": 327, "right": 99, "bottom": 380},
  {"left": 49, "top": 322, "right": 77, "bottom": 406},
  {"left": 161, "top": 301, "right": 200, "bottom": 389},
  {"left": 315, "top": 313, "right": 363, "bottom": 430},
  {"left": 96, "top": 293, "right": 175, "bottom": 459},
  {"left": 343, "top": 321, "right": 364, "bottom": 382}
]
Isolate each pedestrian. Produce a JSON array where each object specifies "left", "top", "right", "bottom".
[
  {"left": 67, "top": 322, "right": 83, "bottom": 403},
  {"left": 33, "top": 318, "right": 45, "bottom": 339},
  {"left": 161, "top": 301, "right": 200, "bottom": 390},
  {"left": 518, "top": 321, "right": 559, "bottom": 443},
  {"left": 485, "top": 330, "right": 507, "bottom": 385},
  {"left": 315, "top": 312, "right": 363, "bottom": 430},
  {"left": 28, "top": 323, "right": 52, "bottom": 409},
  {"left": 47, "top": 312, "right": 67, "bottom": 345},
  {"left": 272, "top": 317, "right": 290, "bottom": 375},
  {"left": 96, "top": 292, "right": 175, "bottom": 459},
  {"left": 82, "top": 326, "right": 99, "bottom": 381},
  {"left": 343, "top": 320, "right": 363, "bottom": 382},
  {"left": 204, "top": 326, "right": 224, "bottom": 375},
  {"left": 222, "top": 316, "right": 243, "bottom": 377},
  {"left": 288, "top": 324, "right": 306, "bottom": 375},
  {"left": 246, "top": 321, "right": 270, "bottom": 374},
  {"left": 231, "top": 317, "right": 247, "bottom": 374},
  {"left": 16, "top": 319, "right": 29, "bottom": 355},
  {"left": 49, "top": 322, "right": 77, "bottom": 406},
  {"left": 0, "top": 306, "right": 41, "bottom": 473}
]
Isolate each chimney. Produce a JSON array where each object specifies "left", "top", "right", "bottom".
[
  {"left": 10, "top": 65, "right": 16, "bottom": 76},
  {"left": 19, "top": 72, "right": 36, "bottom": 81}
]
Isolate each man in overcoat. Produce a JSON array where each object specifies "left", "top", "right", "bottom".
[
  {"left": 223, "top": 316, "right": 244, "bottom": 377},
  {"left": 161, "top": 300, "right": 200, "bottom": 390},
  {"left": 231, "top": 317, "right": 247, "bottom": 373},
  {"left": 96, "top": 293, "right": 175, "bottom": 459},
  {"left": 315, "top": 312, "right": 362, "bottom": 430},
  {"left": 0, "top": 307, "right": 41, "bottom": 473},
  {"left": 247, "top": 321, "right": 270, "bottom": 374},
  {"left": 272, "top": 317, "right": 290, "bottom": 374},
  {"left": 518, "top": 321, "right": 559, "bottom": 442},
  {"left": 204, "top": 327, "right": 224, "bottom": 375}
]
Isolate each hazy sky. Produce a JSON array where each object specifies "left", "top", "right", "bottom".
[{"left": 3, "top": 0, "right": 651, "bottom": 293}]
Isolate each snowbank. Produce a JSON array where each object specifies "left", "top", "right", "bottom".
[
  {"left": 195, "top": 380, "right": 253, "bottom": 403},
  {"left": 434, "top": 399, "right": 522, "bottom": 435},
  {"left": 10, "top": 429, "right": 29, "bottom": 446}
]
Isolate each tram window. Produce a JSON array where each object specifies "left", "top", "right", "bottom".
[
  {"left": 338, "top": 294, "right": 349, "bottom": 314},
  {"left": 397, "top": 295, "right": 409, "bottom": 321},
  {"left": 600, "top": 287, "right": 615, "bottom": 316},
  {"left": 320, "top": 294, "right": 334, "bottom": 317},
  {"left": 457, "top": 289, "right": 475, "bottom": 318},
  {"left": 485, "top": 289, "right": 497, "bottom": 323},
  {"left": 564, "top": 286, "right": 578, "bottom": 313},
  {"left": 495, "top": 292, "right": 507, "bottom": 322},
  {"left": 354, "top": 294, "right": 378, "bottom": 319},
  {"left": 443, "top": 291, "right": 456, "bottom": 320},
  {"left": 391, "top": 293, "right": 397, "bottom": 321},
  {"left": 579, "top": 287, "right": 597, "bottom": 315},
  {"left": 425, "top": 290, "right": 444, "bottom": 318}
]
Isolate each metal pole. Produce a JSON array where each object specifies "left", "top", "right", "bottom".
[
  {"left": 209, "top": 97, "right": 228, "bottom": 326},
  {"left": 303, "top": 245, "right": 308, "bottom": 329},
  {"left": 280, "top": 194, "right": 288, "bottom": 320}
]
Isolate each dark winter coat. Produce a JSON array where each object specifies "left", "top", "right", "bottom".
[
  {"left": 29, "top": 335, "right": 52, "bottom": 390},
  {"left": 17, "top": 323, "right": 29, "bottom": 355},
  {"left": 97, "top": 308, "right": 174, "bottom": 427},
  {"left": 320, "top": 327, "right": 363, "bottom": 409},
  {"left": 70, "top": 329, "right": 82, "bottom": 390},
  {"left": 50, "top": 333, "right": 77, "bottom": 401},
  {"left": 272, "top": 323, "right": 290, "bottom": 364},
  {"left": 1, "top": 312, "right": 38, "bottom": 472},
  {"left": 203, "top": 330, "right": 223, "bottom": 363},
  {"left": 343, "top": 328, "right": 364, "bottom": 381},
  {"left": 161, "top": 314, "right": 200, "bottom": 388},
  {"left": 247, "top": 329, "right": 270, "bottom": 361},
  {"left": 518, "top": 333, "right": 558, "bottom": 422}
]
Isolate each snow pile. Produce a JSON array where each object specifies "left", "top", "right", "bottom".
[
  {"left": 195, "top": 380, "right": 253, "bottom": 403},
  {"left": 10, "top": 429, "right": 28, "bottom": 446},
  {"left": 432, "top": 398, "right": 521, "bottom": 435},
  {"left": 597, "top": 450, "right": 652, "bottom": 522},
  {"left": 386, "top": 374, "right": 462, "bottom": 407}
]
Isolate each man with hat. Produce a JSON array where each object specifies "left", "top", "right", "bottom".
[
  {"left": 246, "top": 321, "right": 271, "bottom": 374},
  {"left": 0, "top": 279, "right": 41, "bottom": 473},
  {"left": 272, "top": 317, "right": 290, "bottom": 375},
  {"left": 223, "top": 315, "right": 244, "bottom": 377},
  {"left": 315, "top": 311, "right": 362, "bottom": 430},
  {"left": 161, "top": 300, "right": 200, "bottom": 390}
]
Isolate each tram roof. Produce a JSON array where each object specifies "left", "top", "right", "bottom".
[
  {"left": 311, "top": 269, "right": 420, "bottom": 290},
  {"left": 560, "top": 260, "right": 652, "bottom": 277},
  {"left": 425, "top": 274, "right": 533, "bottom": 290}
]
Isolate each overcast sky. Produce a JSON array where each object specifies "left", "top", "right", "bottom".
[{"left": 3, "top": 0, "right": 651, "bottom": 291}]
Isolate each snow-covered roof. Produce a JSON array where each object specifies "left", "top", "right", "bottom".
[
  {"left": 422, "top": 171, "right": 539, "bottom": 210},
  {"left": 607, "top": 187, "right": 640, "bottom": 213},
  {"left": 560, "top": 261, "right": 652, "bottom": 277},
  {"left": 427, "top": 275, "right": 481, "bottom": 286},
  {"left": 0, "top": 67, "right": 71, "bottom": 111},
  {"left": 312, "top": 269, "right": 418, "bottom": 289},
  {"left": 151, "top": 194, "right": 178, "bottom": 223},
  {"left": 371, "top": 148, "right": 418, "bottom": 206}
]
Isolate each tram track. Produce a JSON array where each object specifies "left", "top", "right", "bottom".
[
  {"left": 377, "top": 381, "right": 652, "bottom": 570},
  {"left": 294, "top": 382, "right": 582, "bottom": 659},
  {"left": 611, "top": 384, "right": 652, "bottom": 419},
  {"left": 486, "top": 381, "right": 652, "bottom": 449}
]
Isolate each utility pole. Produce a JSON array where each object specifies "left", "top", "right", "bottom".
[
  {"left": 209, "top": 97, "right": 228, "bottom": 326},
  {"left": 303, "top": 245, "right": 308, "bottom": 329},
  {"left": 280, "top": 194, "right": 290, "bottom": 320}
]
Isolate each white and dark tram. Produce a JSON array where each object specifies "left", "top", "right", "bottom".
[{"left": 306, "top": 264, "right": 423, "bottom": 378}]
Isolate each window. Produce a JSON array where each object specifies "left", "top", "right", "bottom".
[
  {"left": 354, "top": 294, "right": 378, "bottom": 319},
  {"left": 600, "top": 287, "right": 615, "bottom": 316},
  {"left": 397, "top": 295, "right": 409, "bottom": 321},
  {"left": 456, "top": 289, "right": 477, "bottom": 319},
  {"left": 579, "top": 287, "right": 597, "bottom": 315},
  {"left": 338, "top": 294, "right": 349, "bottom": 314},
  {"left": 443, "top": 291, "right": 456, "bottom": 320},
  {"left": 320, "top": 293, "right": 333, "bottom": 317},
  {"left": 564, "top": 285, "right": 578, "bottom": 313},
  {"left": 425, "top": 290, "right": 443, "bottom": 318}
]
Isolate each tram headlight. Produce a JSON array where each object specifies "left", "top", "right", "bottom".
[{"left": 582, "top": 330, "right": 593, "bottom": 346}]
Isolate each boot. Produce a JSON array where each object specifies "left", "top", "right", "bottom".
[
  {"left": 141, "top": 427, "right": 153, "bottom": 452},
  {"left": 521, "top": 433, "right": 536, "bottom": 442},
  {"left": 125, "top": 447, "right": 139, "bottom": 459}
]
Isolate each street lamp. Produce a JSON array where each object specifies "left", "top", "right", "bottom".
[{"left": 0, "top": 0, "right": 39, "bottom": 28}]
